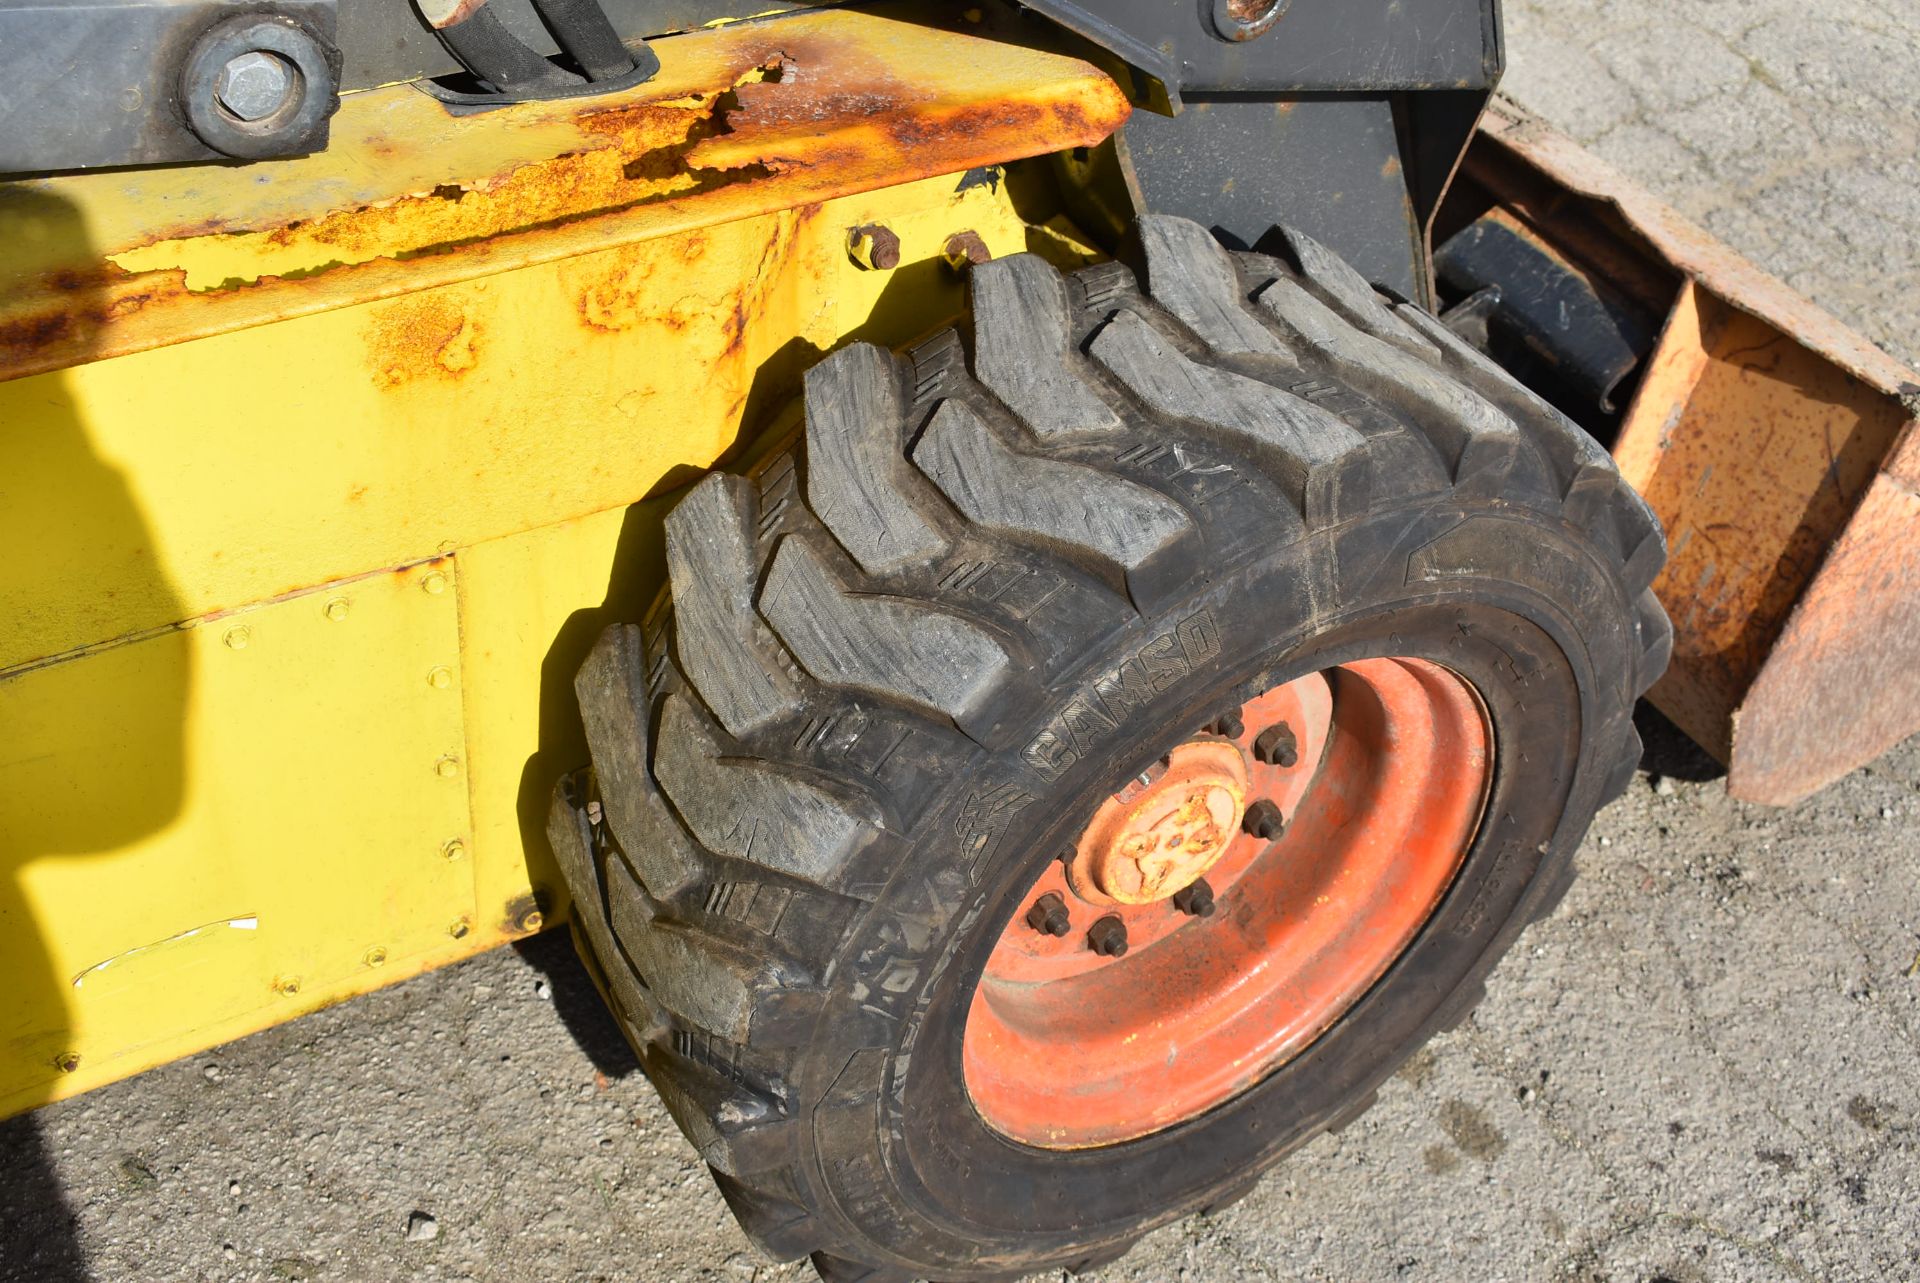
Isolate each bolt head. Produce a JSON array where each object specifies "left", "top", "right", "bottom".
[
  {"left": 1253, "top": 722, "right": 1299, "bottom": 767},
  {"left": 1212, "top": 707, "right": 1245, "bottom": 739},
  {"left": 216, "top": 50, "right": 294, "bottom": 122},
  {"left": 323, "top": 598, "right": 349, "bottom": 621}
]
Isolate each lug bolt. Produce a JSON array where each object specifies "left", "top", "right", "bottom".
[
  {"left": 1025, "top": 892, "right": 1071, "bottom": 937},
  {"left": 1254, "top": 721, "right": 1299, "bottom": 767},
  {"left": 1172, "top": 878, "right": 1216, "bottom": 917},
  {"left": 1212, "top": 707, "right": 1245, "bottom": 739},
  {"left": 846, "top": 223, "right": 901, "bottom": 270},
  {"left": 1087, "top": 914, "right": 1128, "bottom": 957},
  {"left": 1244, "top": 798, "right": 1285, "bottom": 839}
]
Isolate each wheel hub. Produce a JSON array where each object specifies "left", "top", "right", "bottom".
[
  {"left": 1070, "top": 741, "right": 1248, "bottom": 905},
  {"left": 962, "top": 658, "right": 1493, "bottom": 1148}
]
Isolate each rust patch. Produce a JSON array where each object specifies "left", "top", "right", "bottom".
[
  {"left": 2, "top": 9, "right": 1130, "bottom": 385},
  {"left": 366, "top": 292, "right": 483, "bottom": 389}
]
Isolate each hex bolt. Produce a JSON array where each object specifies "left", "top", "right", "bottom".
[
  {"left": 216, "top": 50, "right": 294, "bottom": 122},
  {"left": 1212, "top": 707, "right": 1245, "bottom": 739},
  {"left": 1172, "top": 878, "right": 1216, "bottom": 917},
  {"left": 1243, "top": 798, "right": 1285, "bottom": 839},
  {"left": 846, "top": 224, "right": 901, "bottom": 270},
  {"left": 1024, "top": 892, "right": 1071, "bottom": 937},
  {"left": 942, "top": 230, "right": 992, "bottom": 270},
  {"left": 1254, "top": 721, "right": 1299, "bottom": 767},
  {"left": 1087, "top": 914, "right": 1129, "bottom": 958}
]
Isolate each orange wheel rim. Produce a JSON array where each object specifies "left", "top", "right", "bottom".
[{"left": 962, "top": 657, "right": 1493, "bottom": 1148}]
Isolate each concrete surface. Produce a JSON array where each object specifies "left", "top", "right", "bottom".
[{"left": 5, "top": 4, "right": 1919, "bottom": 1281}]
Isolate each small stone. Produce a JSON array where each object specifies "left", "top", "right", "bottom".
[
  {"left": 202, "top": 1064, "right": 222, "bottom": 1083},
  {"left": 534, "top": 980, "right": 553, "bottom": 1001},
  {"left": 723, "top": 1253, "right": 758, "bottom": 1278},
  {"left": 405, "top": 1211, "right": 440, "bottom": 1243},
  {"left": 223, "top": 1244, "right": 237, "bottom": 1261},
  {"left": 1654, "top": 776, "right": 1676, "bottom": 797},
  {"left": 228, "top": 1180, "right": 241, "bottom": 1197},
  {"left": 1598, "top": 836, "right": 1612, "bottom": 848},
  {"left": 1881, "top": 806, "right": 1895, "bottom": 819}
]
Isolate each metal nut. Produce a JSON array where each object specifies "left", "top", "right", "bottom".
[
  {"left": 216, "top": 50, "right": 294, "bottom": 122},
  {"left": 1171, "top": 878, "right": 1216, "bottom": 917},
  {"left": 1253, "top": 721, "right": 1299, "bottom": 767},
  {"left": 1024, "top": 892, "right": 1071, "bottom": 937},
  {"left": 847, "top": 224, "right": 902, "bottom": 270},
  {"left": 1087, "top": 914, "right": 1128, "bottom": 957},
  {"left": 1243, "top": 798, "right": 1285, "bottom": 839}
]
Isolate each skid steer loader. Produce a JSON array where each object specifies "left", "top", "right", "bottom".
[{"left": 3, "top": 1, "right": 1916, "bottom": 1278}]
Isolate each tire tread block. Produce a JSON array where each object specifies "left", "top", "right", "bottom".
[
  {"left": 1090, "top": 308, "right": 1372, "bottom": 527},
  {"left": 653, "top": 693, "right": 879, "bottom": 890},
  {"left": 667, "top": 474, "right": 804, "bottom": 737},
  {"left": 804, "top": 343, "right": 950, "bottom": 576},
  {"left": 761, "top": 535, "right": 1027, "bottom": 746},
  {"left": 573, "top": 625, "right": 703, "bottom": 897},
  {"left": 913, "top": 397, "right": 1198, "bottom": 612},
  {"left": 1257, "top": 276, "right": 1529, "bottom": 498},
  {"left": 970, "top": 254, "right": 1123, "bottom": 440},
  {"left": 1136, "top": 212, "right": 1286, "bottom": 359}
]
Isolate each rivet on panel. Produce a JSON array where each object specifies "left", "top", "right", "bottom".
[
  {"left": 323, "top": 598, "right": 350, "bottom": 622},
  {"left": 272, "top": 976, "right": 302, "bottom": 996},
  {"left": 223, "top": 626, "right": 251, "bottom": 650},
  {"left": 435, "top": 756, "right": 461, "bottom": 779},
  {"left": 54, "top": 1052, "right": 82, "bottom": 1074},
  {"left": 421, "top": 571, "right": 448, "bottom": 596},
  {"left": 448, "top": 917, "right": 471, "bottom": 940},
  {"left": 442, "top": 839, "right": 467, "bottom": 861},
  {"left": 518, "top": 909, "right": 545, "bottom": 934},
  {"left": 364, "top": 946, "right": 388, "bottom": 968},
  {"left": 427, "top": 666, "right": 454, "bottom": 689}
]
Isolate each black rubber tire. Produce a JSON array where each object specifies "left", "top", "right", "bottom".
[{"left": 548, "top": 214, "right": 1669, "bottom": 1282}]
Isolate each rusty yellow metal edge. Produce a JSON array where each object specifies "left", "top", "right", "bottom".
[
  {"left": 0, "top": 7, "right": 1130, "bottom": 385},
  {"left": 1475, "top": 97, "right": 1920, "bottom": 805}
]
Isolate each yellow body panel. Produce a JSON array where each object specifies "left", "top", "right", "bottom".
[{"left": 0, "top": 8, "right": 1128, "bottom": 1116}]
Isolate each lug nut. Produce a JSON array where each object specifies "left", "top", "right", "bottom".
[
  {"left": 1212, "top": 707, "right": 1245, "bottom": 739},
  {"left": 1244, "top": 798, "right": 1285, "bottom": 839},
  {"left": 1254, "top": 721, "right": 1299, "bottom": 767},
  {"left": 1025, "top": 892, "right": 1072, "bottom": 937},
  {"left": 1087, "top": 914, "right": 1128, "bottom": 957},
  {"left": 1172, "top": 878, "right": 1216, "bottom": 917}
]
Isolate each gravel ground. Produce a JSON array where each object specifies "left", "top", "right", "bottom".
[{"left": 5, "top": 4, "right": 1918, "bottom": 1281}]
